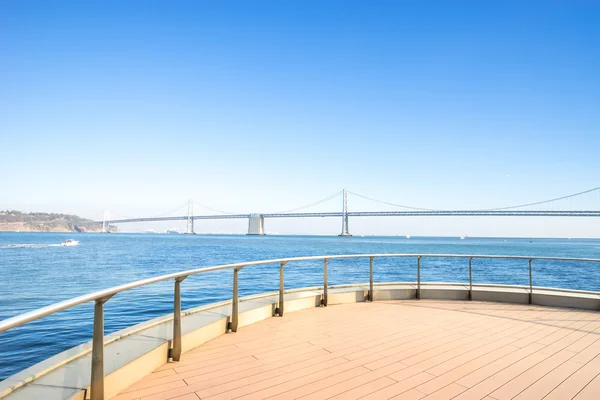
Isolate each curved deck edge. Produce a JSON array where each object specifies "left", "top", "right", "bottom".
[{"left": 2, "top": 283, "right": 599, "bottom": 400}]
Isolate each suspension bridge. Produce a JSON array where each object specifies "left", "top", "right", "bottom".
[{"left": 78, "top": 186, "right": 600, "bottom": 235}]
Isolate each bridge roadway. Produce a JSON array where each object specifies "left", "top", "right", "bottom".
[{"left": 84, "top": 210, "right": 600, "bottom": 226}]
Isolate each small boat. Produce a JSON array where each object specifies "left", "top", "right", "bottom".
[
  {"left": 405, "top": 233, "right": 411, "bottom": 239},
  {"left": 460, "top": 235, "right": 466, "bottom": 240},
  {"left": 61, "top": 239, "right": 79, "bottom": 247}
]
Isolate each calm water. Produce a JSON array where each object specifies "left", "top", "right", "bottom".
[{"left": 1, "top": 232, "right": 599, "bottom": 380}]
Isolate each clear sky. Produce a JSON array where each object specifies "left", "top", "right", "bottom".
[{"left": 1, "top": 1, "right": 599, "bottom": 237}]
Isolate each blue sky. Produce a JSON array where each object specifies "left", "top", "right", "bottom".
[{"left": 1, "top": 1, "right": 599, "bottom": 236}]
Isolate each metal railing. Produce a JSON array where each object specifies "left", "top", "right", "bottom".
[{"left": 1, "top": 253, "right": 600, "bottom": 399}]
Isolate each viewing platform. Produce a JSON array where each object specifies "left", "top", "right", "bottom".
[
  {"left": 115, "top": 299, "right": 600, "bottom": 400},
  {"left": 1, "top": 254, "right": 599, "bottom": 400}
]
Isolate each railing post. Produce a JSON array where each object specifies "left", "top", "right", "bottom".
[
  {"left": 170, "top": 276, "right": 187, "bottom": 362},
  {"left": 369, "top": 256, "right": 374, "bottom": 302},
  {"left": 278, "top": 262, "right": 286, "bottom": 316},
  {"left": 529, "top": 259, "right": 533, "bottom": 305},
  {"left": 230, "top": 267, "right": 240, "bottom": 332},
  {"left": 416, "top": 256, "right": 421, "bottom": 300},
  {"left": 90, "top": 295, "right": 113, "bottom": 400},
  {"left": 322, "top": 259, "right": 329, "bottom": 307},
  {"left": 468, "top": 257, "right": 473, "bottom": 301}
]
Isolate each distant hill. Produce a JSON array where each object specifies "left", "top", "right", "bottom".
[{"left": 0, "top": 210, "right": 116, "bottom": 232}]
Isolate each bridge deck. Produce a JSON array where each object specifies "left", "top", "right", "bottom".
[{"left": 115, "top": 300, "right": 600, "bottom": 400}]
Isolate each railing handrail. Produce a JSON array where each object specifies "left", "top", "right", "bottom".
[{"left": 1, "top": 253, "right": 600, "bottom": 334}]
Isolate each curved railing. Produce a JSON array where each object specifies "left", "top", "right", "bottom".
[{"left": 1, "top": 253, "right": 600, "bottom": 399}]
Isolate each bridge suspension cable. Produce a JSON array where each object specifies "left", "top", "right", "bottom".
[
  {"left": 273, "top": 190, "right": 343, "bottom": 214},
  {"left": 347, "top": 191, "right": 437, "bottom": 211},
  {"left": 348, "top": 186, "right": 600, "bottom": 212},
  {"left": 192, "top": 200, "right": 238, "bottom": 215},
  {"left": 482, "top": 186, "right": 600, "bottom": 211},
  {"left": 147, "top": 200, "right": 191, "bottom": 218}
]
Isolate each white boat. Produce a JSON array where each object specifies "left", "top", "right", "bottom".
[
  {"left": 61, "top": 239, "right": 79, "bottom": 247},
  {"left": 405, "top": 233, "right": 411, "bottom": 239},
  {"left": 460, "top": 235, "right": 466, "bottom": 240}
]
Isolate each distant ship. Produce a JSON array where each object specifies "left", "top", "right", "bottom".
[
  {"left": 166, "top": 229, "right": 181, "bottom": 234},
  {"left": 405, "top": 233, "right": 411, "bottom": 239}
]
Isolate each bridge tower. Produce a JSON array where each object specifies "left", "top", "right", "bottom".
[
  {"left": 102, "top": 210, "right": 109, "bottom": 233},
  {"left": 247, "top": 214, "right": 265, "bottom": 235},
  {"left": 186, "top": 200, "right": 195, "bottom": 234},
  {"left": 339, "top": 189, "right": 351, "bottom": 236}
]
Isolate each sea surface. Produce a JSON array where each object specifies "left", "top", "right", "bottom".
[{"left": 1, "top": 232, "right": 599, "bottom": 381}]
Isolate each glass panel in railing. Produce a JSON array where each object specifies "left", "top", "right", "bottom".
[
  {"left": 0, "top": 302, "right": 94, "bottom": 382},
  {"left": 327, "top": 257, "right": 367, "bottom": 286},
  {"left": 471, "top": 257, "right": 529, "bottom": 287},
  {"left": 370, "top": 256, "right": 417, "bottom": 284},
  {"left": 284, "top": 259, "right": 324, "bottom": 290},
  {"left": 530, "top": 259, "right": 599, "bottom": 292},
  {"left": 419, "top": 256, "right": 468, "bottom": 284}
]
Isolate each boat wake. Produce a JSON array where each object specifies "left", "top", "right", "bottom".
[
  {"left": 1, "top": 241, "right": 79, "bottom": 249},
  {"left": 1, "top": 244, "right": 62, "bottom": 249}
]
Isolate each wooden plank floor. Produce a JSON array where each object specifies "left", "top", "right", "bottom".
[{"left": 114, "top": 300, "right": 600, "bottom": 400}]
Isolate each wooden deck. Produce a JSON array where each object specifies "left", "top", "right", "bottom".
[{"left": 115, "top": 300, "right": 600, "bottom": 400}]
